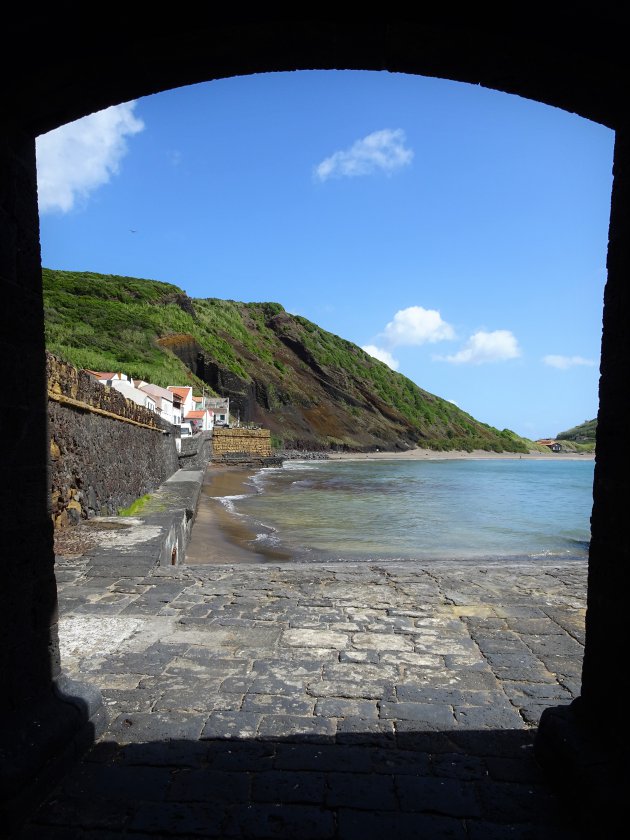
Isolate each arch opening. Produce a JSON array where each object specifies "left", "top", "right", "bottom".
[{"left": 2, "top": 19, "right": 627, "bottom": 829}]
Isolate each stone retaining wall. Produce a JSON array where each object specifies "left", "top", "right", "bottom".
[
  {"left": 48, "top": 353, "right": 163, "bottom": 427},
  {"left": 47, "top": 353, "right": 180, "bottom": 527},
  {"left": 178, "top": 431, "right": 213, "bottom": 469},
  {"left": 212, "top": 427, "right": 272, "bottom": 460}
]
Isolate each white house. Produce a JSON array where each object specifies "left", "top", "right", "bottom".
[
  {"left": 86, "top": 371, "right": 157, "bottom": 412},
  {"left": 206, "top": 397, "right": 230, "bottom": 426},
  {"left": 168, "top": 386, "right": 194, "bottom": 423},
  {"left": 185, "top": 408, "right": 214, "bottom": 432},
  {"left": 137, "top": 383, "right": 178, "bottom": 425},
  {"left": 107, "top": 380, "right": 157, "bottom": 412}
]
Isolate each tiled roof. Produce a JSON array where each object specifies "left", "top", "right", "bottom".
[
  {"left": 168, "top": 386, "right": 193, "bottom": 400},
  {"left": 185, "top": 409, "right": 212, "bottom": 419},
  {"left": 140, "top": 383, "right": 174, "bottom": 401},
  {"left": 86, "top": 370, "right": 122, "bottom": 380}
]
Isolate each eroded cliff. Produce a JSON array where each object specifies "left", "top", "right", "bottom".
[{"left": 44, "top": 269, "right": 527, "bottom": 453}]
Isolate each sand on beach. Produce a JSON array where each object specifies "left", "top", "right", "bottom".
[
  {"left": 328, "top": 447, "right": 595, "bottom": 462},
  {"left": 185, "top": 465, "right": 292, "bottom": 565}
]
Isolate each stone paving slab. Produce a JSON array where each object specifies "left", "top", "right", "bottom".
[{"left": 20, "top": 558, "right": 587, "bottom": 838}]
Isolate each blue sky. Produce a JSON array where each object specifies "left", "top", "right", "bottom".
[{"left": 36, "top": 70, "right": 614, "bottom": 440}]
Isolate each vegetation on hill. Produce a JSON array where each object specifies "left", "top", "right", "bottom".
[
  {"left": 44, "top": 269, "right": 210, "bottom": 389},
  {"left": 43, "top": 268, "right": 530, "bottom": 453},
  {"left": 556, "top": 418, "right": 597, "bottom": 443}
]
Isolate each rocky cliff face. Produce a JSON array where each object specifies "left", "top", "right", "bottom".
[
  {"left": 160, "top": 318, "right": 421, "bottom": 449},
  {"left": 43, "top": 269, "right": 527, "bottom": 453}
]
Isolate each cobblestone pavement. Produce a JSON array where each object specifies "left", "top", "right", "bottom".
[{"left": 23, "top": 557, "right": 587, "bottom": 838}]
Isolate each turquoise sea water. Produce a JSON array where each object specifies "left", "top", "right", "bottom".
[{"left": 226, "top": 458, "right": 594, "bottom": 563}]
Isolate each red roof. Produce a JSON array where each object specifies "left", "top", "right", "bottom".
[
  {"left": 185, "top": 409, "right": 213, "bottom": 419},
  {"left": 168, "top": 386, "right": 192, "bottom": 400},
  {"left": 86, "top": 370, "right": 123, "bottom": 380}
]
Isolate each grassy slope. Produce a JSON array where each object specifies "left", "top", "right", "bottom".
[
  {"left": 553, "top": 418, "right": 596, "bottom": 453},
  {"left": 556, "top": 418, "right": 597, "bottom": 442},
  {"left": 43, "top": 268, "right": 529, "bottom": 453},
  {"left": 44, "top": 269, "right": 213, "bottom": 388}
]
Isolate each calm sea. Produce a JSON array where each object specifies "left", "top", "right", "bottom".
[{"left": 221, "top": 458, "right": 594, "bottom": 564}]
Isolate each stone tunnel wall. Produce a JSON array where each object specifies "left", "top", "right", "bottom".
[
  {"left": 212, "top": 427, "right": 272, "bottom": 459},
  {"left": 47, "top": 353, "right": 179, "bottom": 526}
]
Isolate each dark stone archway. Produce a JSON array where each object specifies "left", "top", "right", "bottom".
[{"left": 2, "top": 15, "right": 627, "bottom": 827}]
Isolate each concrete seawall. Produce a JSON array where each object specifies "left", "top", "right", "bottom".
[{"left": 55, "top": 467, "right": 207, "bottom": 580}]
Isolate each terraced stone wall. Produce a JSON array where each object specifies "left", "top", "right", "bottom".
[
  {"left": 47, "top": 353, "right": 179, "bottom": 526},
  {"left": 212, "top": 427, "right": 272, "bottom": 459}
]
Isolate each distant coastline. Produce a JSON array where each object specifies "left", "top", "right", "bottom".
[{"left": 328, "top": 447, "right": 595, "bottom": 462}]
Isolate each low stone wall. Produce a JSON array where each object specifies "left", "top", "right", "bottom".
[
  {"left": 47, "top": 353, "right": 180, "bottom": 527},
  {"left": 212, "top": 427, "right": 272, "bottom": 460},
  {"left": 178, "top": 431, "right": 213, "bottom": 469}
]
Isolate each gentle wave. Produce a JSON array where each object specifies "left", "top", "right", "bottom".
[
  {"left": 214, "top": 494, "right": 249, "bottom": 515},
  {"left": 230, "top": 458, "right": 593, "bottom": 564}
]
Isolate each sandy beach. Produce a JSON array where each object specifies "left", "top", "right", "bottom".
[
  {"left": 328, "top": 447, "right": 595, "bottom": 462},
  {"left": 185, "top": 465, "right": 292, "bottom": 565}
]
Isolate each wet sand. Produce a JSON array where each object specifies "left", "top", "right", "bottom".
[{"left": 185, "top": 466, "right": 292, "bottom": 565}]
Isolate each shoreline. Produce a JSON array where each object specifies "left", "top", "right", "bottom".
[
  {"left": 327, "top": 447, "right": 595, "bottom": 462},
  {"left": 185, "top": 465, "right": 292, "bottom": 565},
  {"left": 184, "top": 454, "right": 593, "bottom": 567}
]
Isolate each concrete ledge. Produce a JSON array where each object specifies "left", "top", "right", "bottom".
[
  {"left": 74, "top": 468, "right": 205, "bottom": 580},
  {"left": 153, "top": 468, "right": 206, "bottom": 566}
]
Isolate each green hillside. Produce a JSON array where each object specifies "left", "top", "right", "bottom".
[
  {"left": 43, "top": 268, "right": 529, "bottom": 453},
  {"left": 556, "top": 418, "right": 597, "bottom": 443}
]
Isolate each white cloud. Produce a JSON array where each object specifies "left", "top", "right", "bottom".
[
  {"left": 543, "top": 355, "right": 596, "bottom": 370},
  {"left": 447, "top": 399, "right": 459, "bottom": 407},
  {"left": 362, "top": 345, "right": 400, "bottom": 371},
  {"left": 382, "top": 306, "right": 455, "bottom": 347},
  {"left": 314, "top": 128, "right": 413, "bottom": 182},
  {"left": 36, "top": 102, "right": 145, "bottom": 213},
  {"left": 438, "top": 330, "right": 521, "bottom": 364}
]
